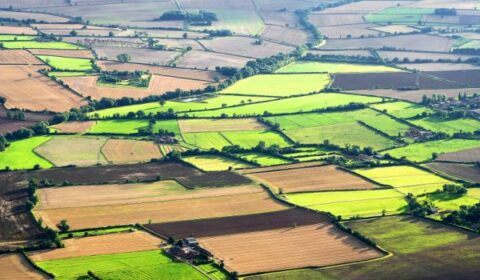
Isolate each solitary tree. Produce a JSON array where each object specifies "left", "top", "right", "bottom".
[
  {"left": 117, "top": 53, "right": 131, "bottom": 63},
  {"left": 57, "top": 220, "right": 70, "bottom": 233}
]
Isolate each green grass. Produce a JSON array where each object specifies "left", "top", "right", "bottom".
[
  {"left": 285, "top": 189, "right": 407, "bottom": 218},
  {"left": 182, "top": 132, "right": 232, "bottom": 150},
  {"left": 59, "top": 226, "right": 134, "bottom": 239},
  {"left": 355, "top": 165, "right": 454, "bottom": 195},
  {"left": 0, "top": 35, "right": 36, "bottom": 41},
  {"left": 410, "top": 116, "right": 480, "bottom": 135},
  {"left": 48, "top": 71, "right": 89, "bottom": 77},
  {"left": 371, "top": 101, "right": 434, "bottom": 119},
  {"left": 183, "top": 155, "right": 252, "bottom": 171},
  {"left": 38, "top": 55, "right": 94, "bottom": 71},
  {"left": 220, "top": 74, "right": 331, "bottom": 97},
  {"left": 237, "top": 152, "right": 292, "bottom": 166},
  {"left": 2, "top": 41, "right": 83, "bottom": 49},
  {"left": 382, "top": 139, "right": 480, "bottom": 162},
  {"left": 276, "top": 62, "right": 401, "bottom": 73},
  {"left": 36, "top": 250, "right": 207, "bottom": 280},
  {"left": 190, "top": 93, "right": 383, "bottom": 117},
  {"left": 0, "top": 136, "right": 53, "bottom": 170},
  {"left": 365, "top": 7, "right": 434, "bottom": 24},
  {"left": 88, "top": 119, "right": 180, "bottom": 135},
  {"left": 196, "top": 263, "right": 230, "bottom": 280},
  {"left": 422, "top": 192, "right": 479, "bottom": 212},
  {"left": 89, "top": 95, "right": 274, "bottom": 118},
  {"left": 222, "top": 130, "right": 291, "bottom": 148}
]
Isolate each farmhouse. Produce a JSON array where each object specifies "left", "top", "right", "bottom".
[{"left": 169, "top": 237, "right": 212, "bottom": 264}]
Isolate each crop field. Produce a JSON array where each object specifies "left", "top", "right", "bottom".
[
  {"left": 50, "top": 121, "right": 95, "bottom": 133},
  {"left": 425, "top": 163, "right": 480, "bottom": 183},
  {"left": 354, "top": 165, "right": 454, "bottom": 195},
  {"left": 183, "top": 155, "right": 252, "bottom": 171},
  {"left": 248, "top": 165, "right": 378, "bottom": 193},
  {"left": 2, "top": 41, "right": 83, "bottom": 49},
  {"left": 29, "top": 231, "right": 162, "bottom": 262},
  {"left": 34, "top": 183, "right": 286, "bottom": 229},
  {"left": 89, "top": 119, "right": 180, "bottom": 135},
  {"left": 220, "top": 74, "right": 331, "bottom": 97},
  {"left": 182, "top": 132, "right": 232, "bottom": 150},
  {"left": 0, "top": 25, "right": 37, "bottom": 35},
  {"left": 427, "top": 70, "right": 480, "bottom": 88},
  {"left": 37, "top": 55, "right": 94, "bottom": 71},
  {"left": 222, "top": 131, "right": 291, "bottom": 148},
  {"left": 410, "top": 116, "right": 480, "bottom": 135},
  {"left": 285, "top": 189, "right": 408, "bottom": 218},
  {"left": 190, "top": 93, "right": 383, "bottom": 117},
  {"left": 0, "top": 35, "right": 36, "bottom": 41},
  {"left": 354, "top": 88, "right": 480, "bottom": 103},
  {"left": 317, "top": 23, "right": 381, "bottom": 39},
  {"left": 36, "top": 250, "right": 206, "bottom": 280},
  {"left": 29, "top": 48, "right": 94, "bottom": 59},
  {"left": 382, "top": 139, "right": 480, "bottom": 162},
  {"left": 420, "top": 191, "right": 479, "bottom": 213},
  {"left": 199, "top": 223, "right": 383, "bottom": 275},
  {"left": 94, "top": 46, "right": 180, "bottom": 66},
  {"left": 35, "top": 136, "right": 108, "bottom": 167},
  {"left": 365, "top": 7, "right": 434, "bottom": 24},
  {"left": 0, "top": 136, "right": 53, "bottom": 170},
  {"left": 0, "top": 65, "right": 87, "bottom": 112},
  {"left": 276, "top": 62, "right": 401, "bottom": 74},
  {"left": 377, "top": 50, "right": 476, "bottom": 62},
  {"left": 437, "top": 146, "right": 480, "bottom": 163},
  {"left": 0, "top": 50, "right": 42, "bottom": 65},
  {"left": 240, "top": 162, "right": 325, "bottom": 175},
  {"left": 238, "top": 153, "right": 292, "bottom": 166},
  {"left": 371, "top": 24, "right": 419, "bottom": 34},
  {"left": 398, "top": 63, "right": 480, "bottom": 72},
  {"left": 159, "top": 144, "right": 187, "bottom": 156},
  {"left": 176, "top": 50, "right": 251, "bottom": 69},
  {"left": 371, "top": 101, "right": 434, "bottom": 119},
  {"left": 102, "top": 139, "right": 162, "bottom": 164},
  {"left": 0, "top": 253, "right": 47, "bottom": 280},
  {"left": 178, "top": 118, "right": 265, "bottom": 133},
  {"left": 261, "top": 25, "right": 310, "bottom": 46}
]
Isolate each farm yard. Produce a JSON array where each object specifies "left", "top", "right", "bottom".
[{"left": 0, "top": 0, "right": 480, "bottom": 279}]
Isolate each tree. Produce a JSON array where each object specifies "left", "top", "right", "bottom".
[
  {"left": 69, "top": 30, "right": 77, "bottom": 36},
  {"left": 159, "top": 99, "right": 166, "bottom": 107},
  {"left": 57, "top": 220, "right": 70, "bottom": 233},
  {"left": 117, "top": 53, "right": 131, "bottom": 63}
]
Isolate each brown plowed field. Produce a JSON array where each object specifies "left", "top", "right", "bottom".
[
  {"left": 61, "top": 75, "right": 210, "bottom": 100},
  {"left": 0, "top": 10, "right": 68, "bottom": 22},
  {"left": 0, "top": 118, "right": 38, "bottom": 134},
  {"left": 35, "top": 190, "right": 287, "bottom": 230},
  {"left": 352, "top": 88, "right": 480, "bottom": 103},
  {"left": 309, "top": 13, "right": 366, "bottom": 26},
  {"left": 0, "top": 253, "right": 47, "bottom": 280},
  {"left": 50, "top": 121, "right": 94, "bottom": 133},
  {"left": 318, "top": 24, "right": 381, "bottom": 39},
  {"left": 199, "top": 224, "right": 383, "bottom": 275},
  {"left": 240, "top": 162, "right": 325, "bottom": 175},
  {"left": 248, "top": 165, "right": 378, "bottom": 193},
  {"left": 28, "top": 231, "right": 162, "bottom": 262},
  {"left": 0, "top": 25, "right": 37, "bottom": 35},
  {"left": 0, "top": 50, "right": 43, "bottom": 65},
  {"left": 437, "top": 147, "right": 480, "bottom": 163},
  {"left": 102, "top": 139, "right": 162, "bottom": 164},
  {"left": 179, "top": 118, "right": 266, "bottom": 133},
  {"left": 29, "top": 49, "right": 94, "bottom": 59},
  {"left": 0, "top": 65, "right": 87, "bottom": 112},
  {"left": 176, "top": 50, "right": 251, "bottom": 69},
  {"left": 261, "top": 25, "right": 309, "bottom": 46},
  {"left": 145, "top": 208, "right": 329, "bottom": 239},
  {"left": 425, "top": 70, "right": 480, "bottom": 88},
  {"left": 426, "top": 163, "right": 480, "bottom": 183}
]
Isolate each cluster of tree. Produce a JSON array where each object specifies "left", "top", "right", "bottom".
[
  {"left": 5, "top": 110, "right": 26, "bottom": 120},
  {"left": 0, "top": 17, "right": 47, "bottom": 25},
  {"left": 0, "top": 134, "right": 9, "bottom": 152},
  {"left": 117, "top": 53, "right": 131, "bottom": 63},
  {"left": 295, "top": 10, "right": 322, "bottom": 46},
  {"left": 215, "top": 66, "right": 239, "bottom": 77},
  {"left": 443, "top": 203, "right": 480, "bottom": 231},
  {"left": 406, "top": 193, "right": 436, "bottom": 216},
  {"left": 442, "top": 184, "right": 468, "bottom": 195},
  {"left": 0, "top": 96, "right": 5, "bottom": 104},
  {"left": 98, "top": 70, "right": 150, "bottom": 88},
  {"left": 302, "top": 53, "right": 383, "bottom": 65},
  {"left": 452, "top": 48, "right": 480, "bottom": 55},
  {"left": 156, "top": 10, "right": 218, "bottom": 26},
  {"left": 434, "top": 8, "right": 457, "bottom": 16},
  {"left": 137, "top": 119, "right": 175, "bottom": 137},
  {"left": 3, "top": 122, "right": 49, "bottom": 141}
]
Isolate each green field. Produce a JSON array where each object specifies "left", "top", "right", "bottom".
[
  {"left": 59, "top": 226, "right": 134, "bottom": 239},
  {"left": 0, "top": 35, "right": 36, "bottom": 41},
  {"left": 89, "top": 119, "right": 180, "bottom": 135},
  {"left": 189, "top": 93, "right": 383, "bottom": 117},
  {"left": 222, "top": 130, "right": 291, "bottom": 148},
  {"left": 285, "top": 189, "right": 407, "bottom": 218},
  {"left": 196, "top": 263, "right": 230, "bottom": 280},
  {"left": 410, "top": 116, "right": 480, "bottom": 135},
  {"left": 183, "top": 154, "right": 252, "bottom": 171},
  {"left": 371, "top": 101, "right": 434, "bottom": 119},
  {"left": 0, "top": 136, "right": 53, "bottom": 170},
  {"left": 35, "top": 136, "right": 108, "bottom": 167},
  {"left": 421, "top": 191, "right": 479, "bottom": 212},
  {"left": 238, "top": 152, "right": 292, "bottom": 166},
  {"left": 36, "top": 250, "right": 207, "bottom": 280},
  {"left": 182, "top": 132, "right": 232, "bottom": 150},
  {"left": 89, "top": 95, "right": 274, "bottom": 118},
  {"left": 365, "top": 7, "right": 434, "bottom": 24},
  {"left": 38, "top": 55, "right": 94, "bottom": 71},
  {"left": 382, "top": 139, "right": 480, "bottom": 162},
  {"left": 2, "top": 41, "right": 83, "bottom": 49},
  {"left": 355, "top": 165, "right": 454, "bottom": 195},
  {"left": 276, "top": 62, "right": 401, "bottom": 73},
  {"left": 220, "top": 74, "right": 331, "bottom": 97}
]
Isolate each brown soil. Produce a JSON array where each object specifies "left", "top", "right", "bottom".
[
  {"left": 101, "top": 139, "right": 162, "bottom": 164},
  {"left": 0, "top": 253, "right": 47, "bottom": 280},
  {"left": 0, "top": 50, "right": 43, "bottom": 65},
  {"left": 50, "top": 121, "right": 95, "bottom": 133}
]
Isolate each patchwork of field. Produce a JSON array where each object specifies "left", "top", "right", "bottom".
[
  {"left": 0, "top": 50, "right": 43, "bottom": 65},
  {"left": 426, "top": 162, "right": 480, "bottom": 183},
  {"left": 102, "top": 139, "right": 162, "bottom": 164},
  {"left": 277, "top": 62, "right": 401, "bottom": 74},
  {"left": 178, "top": 118, "right": 265, "bottom": 133},
  {"left": 37, "top": 55, "right": 94, "bottom": 71},
  {"left": 34, "top": 182, "right": 285, "bottom": 230},
  {"left": 371, "top": 101, "right": 434, "bottom": 119},
  {"left": 94, "top": 46, "right": 180, "bottom": 66},
  {"left": 0, "top": 136, "right": 53, "bottom": 170},
  {"left": 238, "top": 153, "right": 292, "bottom": 166},
  {"left": 88, "top": 119, "right": 180, "bottom": 135},
  {"left": 382, "top": 139, "right": 480, "bottom": 162},
  {"left": 176, "top": 50, "right": 251, "bottom": 69},
  {"left": 2, "top": 41, "right": 83, "bottom": 50},
  {"left": 183, "top": 155, "right": 252, "bottom": 171},
  {"left": 0, "top": 65, "right": 87, "bottom": 112},
  {"left": 410, "top": 116, "right": 480, "bottom": 135},
  {"left": 354, "top": 165, "right": 454, "bottom": 195},
  {"left": 0, "top": 253, "right": 47, "bottom": 280},
  {"left": 220, "top": 74, "right": 331, "bottom": 97},
  {"left": 437, "top": 146, "right": 480, "bottom": 163},
  {"left": 248, "top": 165, "right": 378, "bottom": 193}
]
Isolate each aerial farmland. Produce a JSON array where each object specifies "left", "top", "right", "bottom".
[{"left": 0, "top": 0, "right": 479, "bottom": 279}]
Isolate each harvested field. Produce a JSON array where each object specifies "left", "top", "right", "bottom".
[
  {"left": 308, "top": 49, "right": 373, "bottom": 57},
  {"left": 318, "top": 24, "right": 381, "bottom": 39},
  {"left": 398, "top": 63, "right": 480, "bottom": 72},
  {"left": 29, "top": 231, "right": 162, "bottom": 262},
  {"left": 35, "top": 136, "right": 108, "bottom": 167},
  {"left": 240, "top": 162, "right": 327, "bottom": 174},
  {"left": 426, "top": 70, "right": 480, "bottom": 88},
  {"left": 97, "top": 60, "right": 224, "bottom": 82},
  {"left": 178, "top": 118, "right": 265, "bottom": 133},
  {"left": 101, "top": 139, "right": 162, "bottom": 164},
  {"left": 332, "top": 72, "right": 462, "bottom": 90},
  {"left": 176, "top": 50, "right": 251, "bottom": 69},
  {"left": 35, "top": 187, "right": 286, "bottom": 230},
  {"left": 371, "top": 24, "right": 419, "bottom": 34},
  {"left": 0, "top": 65, "right": 87, "bottom": 112},
  {"left": 0, "top": 25, "right": 37, "bottom": 35},
  {"left": 378, "top": 50, "right": 476, "bottom": 62},
  {"left": 261, "top": 25, "right": 310, "bottom": 46},
  {"left": 437, "top": 146, "right": 480, "bottom": 163},
  {"left": 50, "top": 121, "right": 95, "bottom": 133},
  {"left": 0, "top": 253, "right": 47, "bottom": 280},
  {"left": 94, "top": 46, "right": 180, "bottom": 65},
  {"left": 183, "top": 155, "right": 252, "bottom": 171},
  {"left": 426, "top": 163, "right": 480, "bottom": 183},
  {"left": 248, "top": 165, "right": 378, "bottom": 193},
  {"left": 0, "top": 50, "right": 42, "bottom": 65},
  {"left": 145, "top": 208, "right": 330, "bottom": 239},
  {"left": 309, "top": 13, "right": 366, "bottom": 26},
  {"left": 353, "top": 88, "right": 480, "bottom": 103},
  {"left": 0, "top": 10, "right": 68, "bottom": 22},
  {"left": 199, "top": 223, "right": 383, "bottom": 275},
  {"left": 60, "top": 75, "right": 210, "bottom": 100},
  {"left": 262, "top": 11, "right": 299, "bottom": 26},
  {"left": 28, "top": 49, "right": 94, "bottom": 59}
]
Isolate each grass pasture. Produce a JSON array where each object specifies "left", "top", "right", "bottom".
[
  {"left": 238, "top": 153, "right": 292, "bottom": 166},
  {"left": 0, "top": 35, "right": 36, "bottom": 41},
  {"left": 89, "top": 119, "right": 180, "bottom": 135},
  {"left": 37, "top": 55, "right": 94, "bottom": 71},
  {"left": 183, "top": 155, "right": 252, "bottom": 171},
  {"left": 277, "top": 62, "right": 401, "bottom": 73},
  {"left": 2, "top": 41, "right": 83, "bottom": 49},
  {"left": 220, "top": 74, "right": 331, "bottom": 97},
  {"left": 222, "top": 130, "right": 291, "bottom": 148},
  {"left": 365, "top": 7, "right": 434, "bottom": 24},
  {"left": 371, "top": 101, "right": 434, "bottom": 119},
  {"left": 421, "top": 191, "right": 479, "bottom": 213},
  {"left": 0, "top": 136, "right": 53, "bottom": 170},
  {"left": 182, "top": 132, "right": 232, "bottom": 150},
  {"left": 178, "top": 118, "right": 265, "bottom": 133},
  {"left": 410, "top": 116, "right": 480, "bottom": 135}
]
